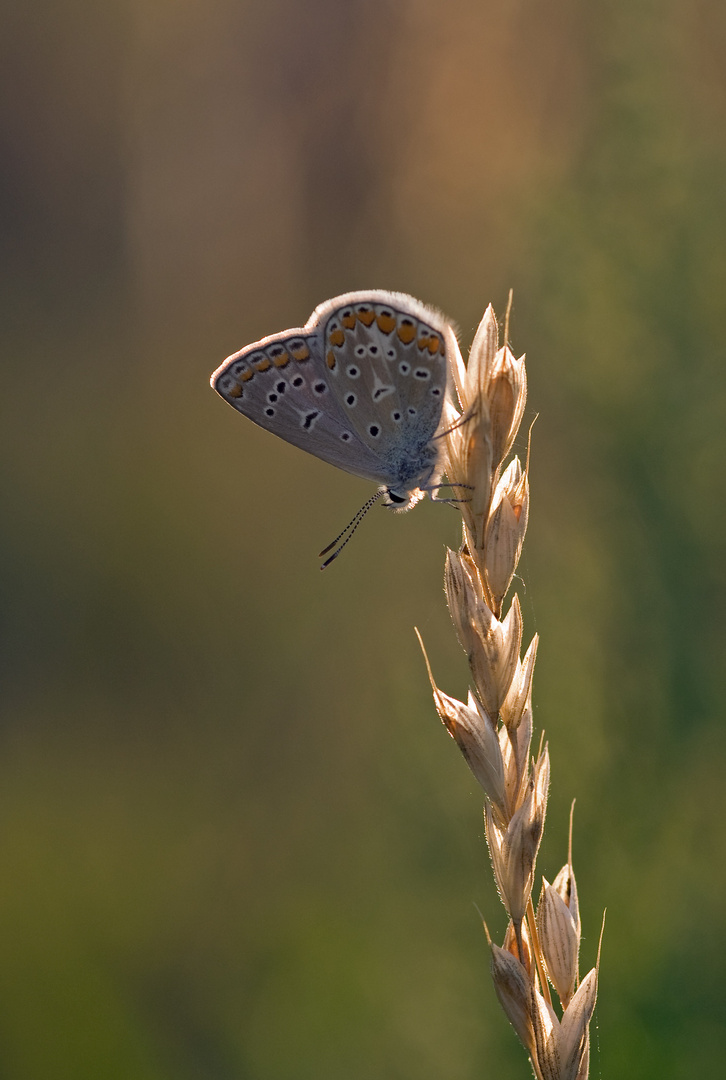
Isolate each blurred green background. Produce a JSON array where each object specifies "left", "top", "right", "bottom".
[{"left": 2, "top": 1, "right": 725, "bottom": 1077}]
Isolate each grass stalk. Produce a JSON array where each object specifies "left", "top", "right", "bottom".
[{"left": 420, "top": 297, "right": 600, "bottom": 1079}]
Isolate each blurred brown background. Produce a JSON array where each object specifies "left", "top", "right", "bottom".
[{"left": 1, "top": 1, "right": 725, "bottom": 1077}]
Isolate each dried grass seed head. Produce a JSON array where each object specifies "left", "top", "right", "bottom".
[
  {"left": 445, "top": 406, "right": 493, "bottom": 550},
  {"left": 557, "top": 967, "right": 599, "bottom": 1080},
  {"left": 444, "top": 549, "right": 523, "bottom": 717},
  {"left": 483, "top": 456, "right": 530, "bottom": 611},
  {"left": 487, "top": 346, "right": 528, "bottom": 469},
  {"left": 499, "top": 706, "right": 534, "bottom": 818},
  {"left": 500, "top": 634, "right": 539, "bottom": 731},
  {"left": 489, "top": 942, "right": 538, "bottom": 1060},
  {"left": 452, "top": 304, "right": 500, "bottom": 414},
  {"left": 536, "top": 878, "right": 580, "bottom": 1007},
  {"left": 551, "top": 861, "right": 581, "bottom": 939},
  {"left": 485, "top": 747, "right": 550, "bottom": 921},
  {"left": 467, "top": 592, "right": 523, "bottom": 720},
  {"left": 434, "top": 687, "right": 507, "bottom": 814}
]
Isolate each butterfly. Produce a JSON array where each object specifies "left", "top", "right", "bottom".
[{"left": 211, "top": 291, "right": 458, "bottom": 562}]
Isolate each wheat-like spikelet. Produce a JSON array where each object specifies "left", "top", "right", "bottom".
[{"left": 419, "top": 299, "right": 602, "bottom": 1080}]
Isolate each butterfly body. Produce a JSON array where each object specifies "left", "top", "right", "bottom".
[{"left": 211, "top": 291, "right": 455, "bottom": 509}]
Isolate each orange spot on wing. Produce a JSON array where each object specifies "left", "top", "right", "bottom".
[
  {"left": 376, "top": 312, "right": 396, "bottom": 334},
  {"left": 427, "top": 334, "right": 440, "bottom": 354},
  {"left": 289, "top": 343, "right": 309, "bottom": 362},
  {"left": 240, "top": 369, "right": 254, "bottom": 382},
  {"left": 341, "top": 312, "right": 356, "bottom": 330},
  {"left": 329, "top": 328, "right": 345, "bottom": 347},
  {"left": 254, "top": 358, "right": 272, "bottom": 372},
  {"left": 326, "top": 351, "right": 337, "bottom": 369},
  {"left": 397, "top": 319, "right": 416, "bottom": 344},
  {"left": 356, "top": 306, "right": 375, "bottom": 327},
  {"left": 228, "top": 384, "right": 244, "bottom": 398}
]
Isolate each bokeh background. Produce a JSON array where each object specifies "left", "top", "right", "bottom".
[{"left": 2, "top": 1, "right": 725, "bottom": 1077}]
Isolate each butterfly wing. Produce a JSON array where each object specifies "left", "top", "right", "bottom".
[
  {"left": 316, "top": 293, "right": 451, "bottom": 490},
  {"left": 211, "top": 321, "right": 394, "bottom": 484}
]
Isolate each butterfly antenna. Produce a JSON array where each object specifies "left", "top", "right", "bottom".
[{"left": 319, "top": 490, "right": 383, "bottom": 569}]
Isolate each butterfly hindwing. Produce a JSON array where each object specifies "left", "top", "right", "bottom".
[{"left": 320, "top": 296, "right": 449, "bottom": 459}]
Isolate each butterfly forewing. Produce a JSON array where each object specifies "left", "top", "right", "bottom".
[{"left": 212, "top": 325, "right": 391, "bottom": 483}]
